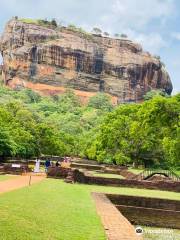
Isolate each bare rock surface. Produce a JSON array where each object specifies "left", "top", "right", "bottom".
[{"left": 0, "top": 18, "right": 172, "bottom": 103}]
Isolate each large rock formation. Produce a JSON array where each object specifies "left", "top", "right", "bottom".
[{"left": 0, "top": 18, "right": 172, "bottom": 103}]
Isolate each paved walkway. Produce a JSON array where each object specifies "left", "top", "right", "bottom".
[
  {"left": 92, "top": 192, "right": 142, "bottom": 240},
  {"left": 0, "top": 175, "right": 45, "bottom": 194}
]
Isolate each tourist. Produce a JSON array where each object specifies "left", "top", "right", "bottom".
[
  {"left": 55, "top": 160, "right": 60, "bottom": 167},
  {"left": 45, "top": 159, "right": 51, "bottom": 172},
  {"left": 34, "top": 159, "right": 40, "bottom": 173}
]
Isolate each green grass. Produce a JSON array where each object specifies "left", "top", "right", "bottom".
[
  {"left": 19, "top": 18, "right": 40, "bottom": 24},
  {"left": 128, "top": 167, "right": 143, "bottom": 175},
  {"left": 0, "top": 179, "right": 179, "bottom": 240},
  {"left": 174, "top": 170, "right": 180, "bottom": 176},
  {"left": 91, "top": 171, "right": 124, "bottom": 179},
  {"left": 19, "top": 18, "right": 57, "bottom": 29},
  {"left": 0, "top": 174, "right": 16, "bottom": 182}
]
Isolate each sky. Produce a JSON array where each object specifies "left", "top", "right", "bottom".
[{"left": 0, "top": 0, "right": 179, "bottom": 93}]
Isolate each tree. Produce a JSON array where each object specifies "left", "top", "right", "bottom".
[
  {"left": 143, "top": 90, "right": 169, "bottom": 100},
  {"left": 51, "top": 18, "right": 57, "bottom": 27},
  {"left": 103, "top": 32, "right": 109, "bottom": 37},
  {"left": 0, "top": 126, "right": 16, "bottom": 158},
  {"left": 92, "top": 27, "right": 102, "bottom": 35},
  {"left": 120, "top": 34, "right": 128, "bottom": 38},
  {"left": 88, "top": 93, "right": 113, "bottom": 111},
  {"left": 154, "top": 55, "right": 161, "bottom": 60},
  {"left": 36, "top": 123, "right": 67, "bottom": 156},
  {"left": 17, "top": 89, "right": 41, "bottom": 103},
  {"left": 87, "top": 95, "right": 180, "bottom": 168},
  {"left": 114, "top": 33, "right": 120, "bottom": 38},
  {"left": 0, "top": 83, "right": 179, "bottom": 169},
  {"left": 114, "top": 33, "right": 128, "bottom": 39},
  {"left": 68, "top": 24, "right": 77, "bottom": 30}
]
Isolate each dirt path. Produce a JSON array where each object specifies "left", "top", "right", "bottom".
[{"left": 0, "top": 175, "right": 45, "bottom": 194}]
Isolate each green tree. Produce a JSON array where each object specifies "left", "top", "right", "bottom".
[
  {"left": 51, "top": 18, "right": 57, "bottom": 27},
  {"left": 88, "top": 93, "right": 113, "bottom": 111},
  {"left": 120, "top": 34, "right": 128, "bottom": 38},
  {"left": 0, "top": 126, "right": 16, "bottom": 158},
  {"left": 104, "top": 32, "right": 109, "bottom": 37},
  {"left": 144, "top": 89, "right": 169, "bottom": 100},
  {"left": 92, "top": 27, "right": 102, "bottom": 35}
]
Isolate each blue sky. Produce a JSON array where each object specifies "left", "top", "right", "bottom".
[{"left": 0, "top": 0, "right": 179, "bottom": 93}]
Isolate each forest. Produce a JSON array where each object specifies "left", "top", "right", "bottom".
[{"left": 0, "top": 83, "right": 179, "bottom": 169}]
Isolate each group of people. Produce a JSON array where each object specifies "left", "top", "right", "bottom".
[{"left": 34, "top": 157, "right": 71, "bottom": 173}]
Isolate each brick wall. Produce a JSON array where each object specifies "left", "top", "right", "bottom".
[
  {"left": 46, "top": 167, "right": 180, "bottom": 192},
  {"left": 83, "top": 175, "right": 180, "bottom": 192},
  {"left": 106, "top": 194, "right": 180, "bottom": 229}
]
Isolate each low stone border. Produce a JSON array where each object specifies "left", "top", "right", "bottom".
[
  {"left": 84, "top": 175, "right": 180, "bottom": 192},
  {"left": 47, "top": 167, "right": 180, "bottom": 192},
  {"left": 92, "top": 192, "right": 142, "bottom": 240},
  {"left": 107, "top": 194, "right": 180, "bottom": 229},
  {"left": 0, "top": 163, "right": 31, "bottom": 175}
]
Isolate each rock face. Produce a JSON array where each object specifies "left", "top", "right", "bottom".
[{"left": 0, "top": 18, "right": 172, "bottom": 103}]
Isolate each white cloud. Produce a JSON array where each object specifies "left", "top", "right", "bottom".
[
  {"left": 133, "top": 33, "right": 167, "bottom": 54},
  {"left": 0, "top": 0, "right": 175, "bottom": 31},
  {"left": 172, "top": 32, "right": 180, "bottom": 40},
  {"left": 98, "top": 0, "right": 174, "bottom": 53},
  {"left": 0, "top": 0, "right": 175, "bottom": 54},
  {"left": 100, "top": 0, "right": 175, "bottom": 30}
]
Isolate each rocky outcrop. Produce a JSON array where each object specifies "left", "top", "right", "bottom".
[{"left": 0, "top": 18, "right": 173, "bottom": 103}]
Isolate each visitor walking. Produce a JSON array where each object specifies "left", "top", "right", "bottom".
[
  {"left": 34, "top": 159, "right": 40, "bottom": 173},
  {"left": 45, "top": 159, "right": 51, "bottom": 172},
  {"left": 55, "top": 160, "right": 60, "bottom": 167}
]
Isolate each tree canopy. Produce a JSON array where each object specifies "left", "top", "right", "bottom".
[{"left": 0, "top": 83, "right": 179, "bottom": 170}]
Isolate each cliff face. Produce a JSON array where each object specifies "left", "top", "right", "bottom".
[{"left": 0, "top": 18, "right": 172, "bottom": 103}]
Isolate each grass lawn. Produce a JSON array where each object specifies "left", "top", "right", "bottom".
[
  {"left": 174, "top": 170, "right": 180, "bottom": 176},
  {"left": 128, "top": 167, "right": 143, "bottom": 175},
  {"left": 0, "top": 179, "right": 179, "bottom": 240},
  {"left": 91, "top": 171, "right": 124, "bottom": 179},
  {"left": 0, "top": 174, "right": 16, "bottom": 182}
]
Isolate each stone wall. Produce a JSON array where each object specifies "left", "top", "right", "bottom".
[
  {"left": 83, "top": 175, "right": 180, "bottom": 192},
  {"left": 0, "top": 163, "right": 31, "bottom": 174},
  {"left": 47, "top": 166, "right": 86, "bottom": 182},
  {"left": 47, "top": 167, "right": 71, "bottom": 178},
  {"left": 107, "top": 194, "right": 180, "bottom": 210},
  {"left": 106, "top": 194, "right": 180, "bottom": 229},
  {"left": 47, "top": 167, "right": 180, "bottom": 192}
]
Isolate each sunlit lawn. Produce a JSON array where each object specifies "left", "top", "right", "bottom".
[
  {"left": 0, "top": 178, "right": 179, "bottom": 240},
  {"left": 128, "top": 167, "right": 143, "bottom": 175},
  {"left": 0, "top": 174, "right": 16, "bottom": 182},
  {"left": 91, "top": 171, "right": 124, "bottom": 179}
]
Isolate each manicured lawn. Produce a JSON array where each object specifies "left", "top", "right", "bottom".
[
  {"left": 0, "top": 174, "right": 16, "bottom": 182},
  {"left": 174, "top": 170, "right": 180, "bottom": 176},
  {"left": 0, "top": 179, "right": 179, "bottom": 240},
  {"left": 91, "top": 171, "right": 124, "bottom": 179},
  {"left": 128, "top": 167, "right": 143, "bottom": 175}
]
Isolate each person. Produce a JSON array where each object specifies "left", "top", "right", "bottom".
[
  {"left": 34, "top": 159, "right": 40, "bottom": 173},
  {"left": 55, "top": 160, "right": 60, "bottom": 167},
  {"left": 45, "top": 159, "right": 51, "bottom": 172}
]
